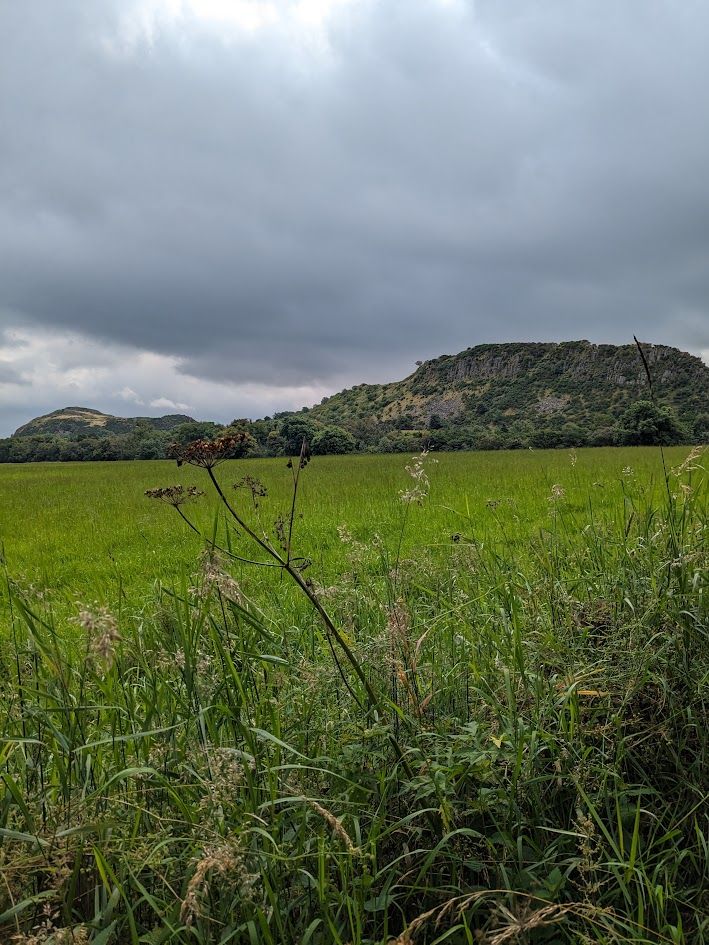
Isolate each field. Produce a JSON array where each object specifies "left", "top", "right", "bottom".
[
  {"left": 0, "top": 447, "right": 693, "bottom": 620},
  {"left": 0, "top": 446, "right": 707, "bottom": 944}
]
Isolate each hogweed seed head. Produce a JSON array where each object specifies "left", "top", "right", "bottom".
[
  {"left": 145, "top": 485, "right": 204, "bottom": 506},
  {"left": 168, "top": 433, "right": 253, "bottom": 469},
  {"left": 233, "top": 475, "right": 267, "bottom": 506}
]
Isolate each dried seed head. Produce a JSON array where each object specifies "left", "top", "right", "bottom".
[
  {"left": 180, "top": 841, "right": 259, "bottom": 926},
  {"left": 399, "top": 450, "right": 433, "bottom": 505},
  {"left": 672, "top": 445, "right": 705, "bottom": 478},
  {"left": 233, "top": 475, "right": 268, "bottom": 506},
  {"left": 198, "top": 550, "right": 243, "bottom": 602},
  {"left": 549, "top": 483, "right": 566, "bottom": 502},
  {"left": 168, "top": 433, "right": 253, "bottom": 469},
  {"left": 387, "top": 599, "right": 411, "bottom": 649},
  {"left": 307, "top": 800, "right": 357, "bottom": 854},
  {"left": 145, "top": 485, "right": 204, "bottom": 506}
]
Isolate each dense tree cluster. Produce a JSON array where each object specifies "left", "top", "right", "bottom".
[{"left": 0, "top": 416, "right": 358, "bottom": 463}]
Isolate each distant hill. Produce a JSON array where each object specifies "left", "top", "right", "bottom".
[
  {"left": 295, "top": 340, "right": 708, "bottom": 449},
  {"left": 13, "top": 407, "right": 194, "bottom": 438},
  {"left": 2, "top": 407, "right": 204, "bottom": 462}
]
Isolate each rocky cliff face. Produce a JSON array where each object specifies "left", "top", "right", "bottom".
[
  {"left": 304, "top": 340, "right": 708, "bottom": 443},
  {"left": 418, "top": 342, "right": 693, "bottom": 391}
]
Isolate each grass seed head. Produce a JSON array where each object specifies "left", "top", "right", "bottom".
[
  {"left": 549, "top": 483, "right": 566, "bottom": 502},
  {"left": 400, "top": 450, "right": 434, "bottom": 504},
  {"left": 197, "top": 549, "right": 243, "bottom": 602},
  {"left": 77, "top": 605, "right": 121, "bottom": 668},
  {"left": 181, "top": 841, "right": 259, "bottom": 926}
]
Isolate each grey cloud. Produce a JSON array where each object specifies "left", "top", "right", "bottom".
[
  {"left": 0, "top": 0, "right": 708, "bottom": 409},
  {"left": 0, "top": 363, "right": 28, "bottom": 385}
]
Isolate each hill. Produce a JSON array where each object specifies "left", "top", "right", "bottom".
[
  {"left": 13, "top": 407, "right": 194, "bottom": 438},
  {"left": 0, "top": 407, "right": 207, "bottom": 463},
  {"left": 292, "top": 340, "right": 708, "bottom": 451}
]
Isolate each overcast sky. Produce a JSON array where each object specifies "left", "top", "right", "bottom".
[{"left": 1, "top": 0, "right": 708, "bottom": 436}]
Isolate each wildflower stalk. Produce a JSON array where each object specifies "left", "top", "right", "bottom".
[
  {"left": 151, "top": 434, "right": 416, "bottom": 778},
  {"left": 633, "top": 335, "right": 672, "bottom": 503},
  {"left": 204, "top": 465, "right": 386, "bottom": 720}
]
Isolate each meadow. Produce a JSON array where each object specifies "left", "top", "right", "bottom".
[
  {"left": 0, "top": 447, "right": 694, "bottom": 621},
  {"left": 0, "top": 446, "right": 707, "bottom": 944}
]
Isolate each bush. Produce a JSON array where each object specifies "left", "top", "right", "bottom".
[
  {"left": 614, "top": 400, "right": 687, "bottom": 446},
  {"left": 311, "top": 425, "right": 356, "bottom": 455}
]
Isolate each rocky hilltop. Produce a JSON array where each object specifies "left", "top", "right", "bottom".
[
  {"left": 13, "top": 407, "right": 194, "bottom": 438},
  {"left": 298, "top": 341, "right": 708, "bottom": 448}
]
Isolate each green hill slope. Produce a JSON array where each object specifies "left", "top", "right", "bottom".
[{"left": 295, "top": 341, "right": 708, "bottom": 450}]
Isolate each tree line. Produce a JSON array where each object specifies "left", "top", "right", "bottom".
[{"left": 0, "top": 399, "right": 702, "bottom": 464}]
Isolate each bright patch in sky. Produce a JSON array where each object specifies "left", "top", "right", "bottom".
[
  {"left": 0, "top": 326, "right": 331, "bottom": 435},
  {"left": 122, "top": 0, "right": 358, "bottom": 48},
  {"left": 157, "top": 0, "right": 279, "bottom": 32}
]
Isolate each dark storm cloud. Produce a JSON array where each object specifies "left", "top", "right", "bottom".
[{"left": 1, "top": 0, "right": 708, "bottom": 399}]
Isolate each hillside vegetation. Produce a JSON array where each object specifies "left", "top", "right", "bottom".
[
  {"left": 2, "top": 407, "right": 199, "bottom": 462},
  {"left": 297, "top": 340, "right": 708, "bottom": 451},
  {"left": 1, "top": 342, "right": 707, "bottom": 462}
]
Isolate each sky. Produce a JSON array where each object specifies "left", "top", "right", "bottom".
[{"left": 1, "top": 0, "right": 708, "bottom": 436}]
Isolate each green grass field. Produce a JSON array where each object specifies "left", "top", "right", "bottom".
[
  {"left": 0, "top": 446, "right": 690, "bottom": 618},
  {"left": 0, "top": 446, "right": 706, "bottom": 944}
]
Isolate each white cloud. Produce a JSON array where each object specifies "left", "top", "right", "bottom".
[
  {"left": 0, "top": 322, "right": 333, "bottom": 436},
  {"left": 118, "top": 386, "right": 145, "bottom": 404},
  {"left": 113, "top": 0, "right": 358, "bottom": 54},
  {"left": 150, "top": 396, "right": 190, "bottom": 410}
]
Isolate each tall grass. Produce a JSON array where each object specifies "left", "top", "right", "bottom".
[{"left": 0, "top": 446, "right": 706, "bottom": 943}]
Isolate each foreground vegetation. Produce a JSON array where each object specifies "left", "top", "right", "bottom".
[{"left": 0, "top": 445, "right": 707, "bottom": 943}]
